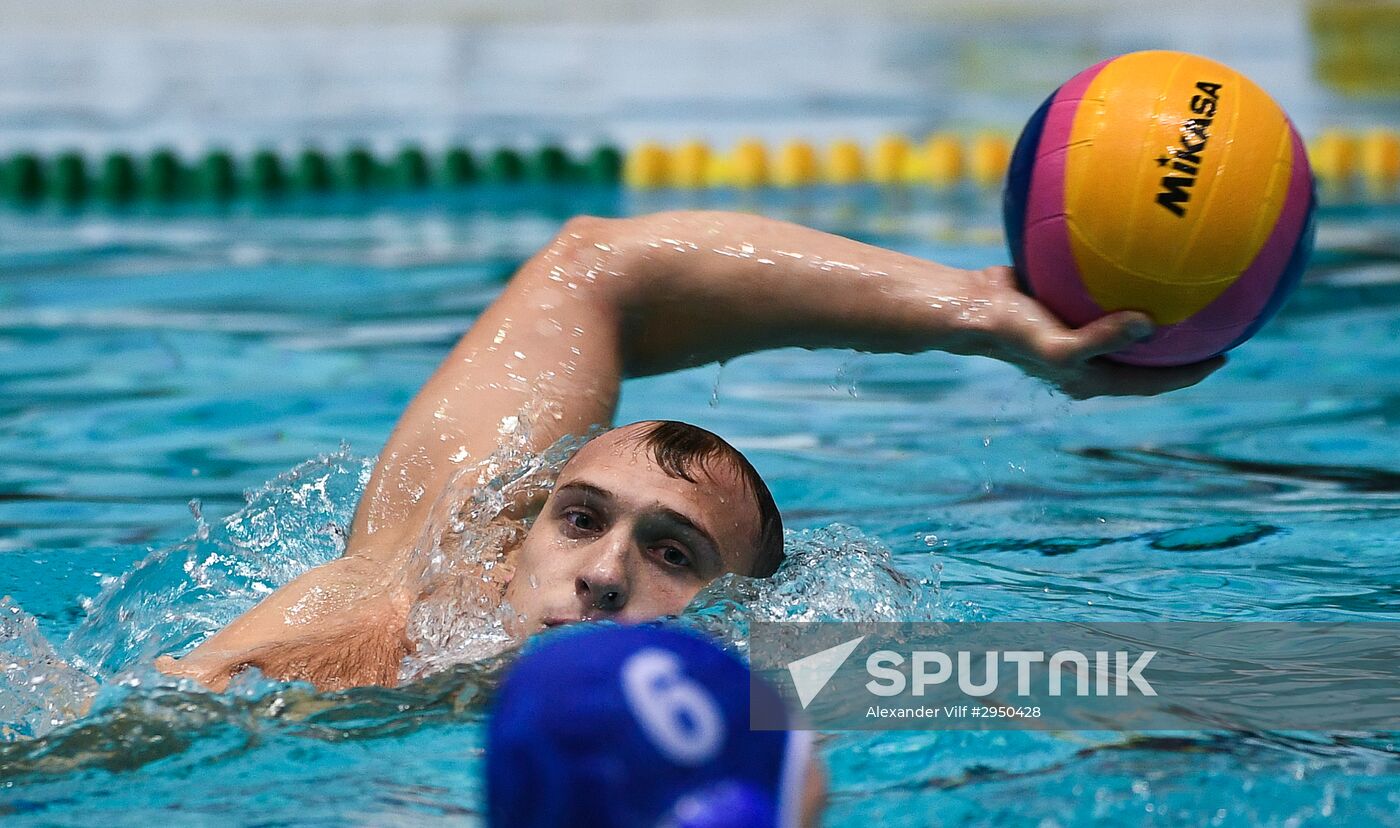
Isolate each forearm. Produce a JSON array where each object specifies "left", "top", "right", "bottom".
[
  {"left": 159, "top": 555, "right": 408, "bottom": 691},
  {"left": 592, "top": 210, "right": 1010, "bottom": 374}
]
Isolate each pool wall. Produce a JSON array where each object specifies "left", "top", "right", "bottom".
[{"left": 1, "top": 0, "right": 1395, "bottom": 156}]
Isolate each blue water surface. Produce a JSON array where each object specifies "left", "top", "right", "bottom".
[{"left": 1, "top": 187, "right": 1398, "bottom": 825}]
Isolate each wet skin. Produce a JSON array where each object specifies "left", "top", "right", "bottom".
[{"left": 159, "top": 210, "right": 1221, "bottom": 691}]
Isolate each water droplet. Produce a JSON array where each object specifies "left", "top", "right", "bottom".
[
  {"left": 833, "top": 358, "right": 863, "bottom": 397},
  {"left": 709, "top": 361, "right": 727, "bottom": 408}
]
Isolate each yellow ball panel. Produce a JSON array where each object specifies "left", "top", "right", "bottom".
[{"left": 1063, "top": 51, "right": 1293, "bottom": 323}]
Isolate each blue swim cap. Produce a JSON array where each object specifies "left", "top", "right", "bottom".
[{"left": 487, "top": 624, "right": 809, "bottom": 828}]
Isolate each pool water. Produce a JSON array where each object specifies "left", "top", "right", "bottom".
[{"left": 2, "top": 188, "right": 1399, "bottom": 825}]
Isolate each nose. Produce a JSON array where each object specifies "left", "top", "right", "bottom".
[{"left": 575, "top": 536, "right": 630, "bottom": 614}]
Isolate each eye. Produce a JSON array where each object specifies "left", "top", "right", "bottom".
[
  {"left": 562, "top": 508, "right": 601, "bottom": 533},
  {"left": 652, "top": 544, "right": 692, "bottom": 569}
]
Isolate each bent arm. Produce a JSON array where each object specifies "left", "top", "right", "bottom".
[
  {"left": 167, "top": 210, "right": 1216, "bottom": 688},
  {"left": 350, "top": 210, "right": 1209, "bottom": 563}
]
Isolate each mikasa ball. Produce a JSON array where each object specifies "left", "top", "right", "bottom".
[{"left": 1003, "top": 50, "right": 1317, "bottom": 366}]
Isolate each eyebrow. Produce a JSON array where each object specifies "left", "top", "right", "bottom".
[{"left": 554, "top": 480, "right": 724, "bottom": 570}]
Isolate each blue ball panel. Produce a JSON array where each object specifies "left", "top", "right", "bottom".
[
  {"left": 1221, "top": 183, "right": 1318, "bottom": 354},
  {"left": 1002, "top": 88, "right": 1058, "bottom": 295}
]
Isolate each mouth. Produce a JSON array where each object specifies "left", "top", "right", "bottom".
[{"left": 541, "top": 616, "right": 583, "bottom": 628}]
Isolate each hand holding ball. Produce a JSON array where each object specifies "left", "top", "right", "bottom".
[{"left": 1004, "top": 50, "right": 1317, "bottom": 367}]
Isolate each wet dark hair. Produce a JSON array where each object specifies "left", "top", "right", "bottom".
[{"left": 630, "top": 420, "right": 784, "bottom": 578}]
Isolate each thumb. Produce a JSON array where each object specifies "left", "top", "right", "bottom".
[
  {"left": 1065, "top": 311, "right": 1155, "bottom": 362},
  {"left": 156, "top": 650, "right": 236, "bottom": 686},
  {"left": 155, "top": 653, "right": 213, "bottom": 684}
]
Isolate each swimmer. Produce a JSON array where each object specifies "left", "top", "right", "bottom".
[
  {"left": 158, "top": 210, "right": 1220, "bottom": 690},
  {"left": 488, "top": 624, "right": 822, "bottom": 828}
]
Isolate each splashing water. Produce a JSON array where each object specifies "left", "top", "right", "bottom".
[
  {"left": 0, "top": 598, "right": 97, "bottom": 741},
  {"left": 0, "top": 449, "right": 375, "bottom": 745},
  {"left": 65, "top": 449, "right": 375, "bottom": 678},
  {"left": 397, "top": 406, "right": 592, "bottom": 681},
  {"left": 681, "top": 524, "right": 951, "bottom": 654}
]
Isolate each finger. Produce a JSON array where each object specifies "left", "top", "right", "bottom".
[
  {"left": 155, "top": 653, "right": 209, "bottom": 680},
  {"left": 1064, "top": 355, "right": 1226, "bottom": 398},
  {"left": 165, "top": 660, "right": 237, "bottom": 692},
  {"left": 1115, "top": 355, "right": 1225, "bottom": 395},
  {"left": 1064, "top": 312, "right": 1155, "bottom": 363}
]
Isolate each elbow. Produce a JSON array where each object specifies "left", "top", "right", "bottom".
[
  {"left": 552, "top": 210, "right": 704, "bottom": 263},
  {"left": 533, "top": 214, "right": 644, "bottom": 304},
  {"left": 554, "top": 214, "right": 628, "bottom": 259}
]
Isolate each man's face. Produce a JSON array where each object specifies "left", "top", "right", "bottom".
[{"left": 503, "top": 424, "right": 764, "bottom": 634}]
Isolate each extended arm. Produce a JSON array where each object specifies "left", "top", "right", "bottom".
[{"left": 160, "top": 210, "right": 1218, "bottom": 689}]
